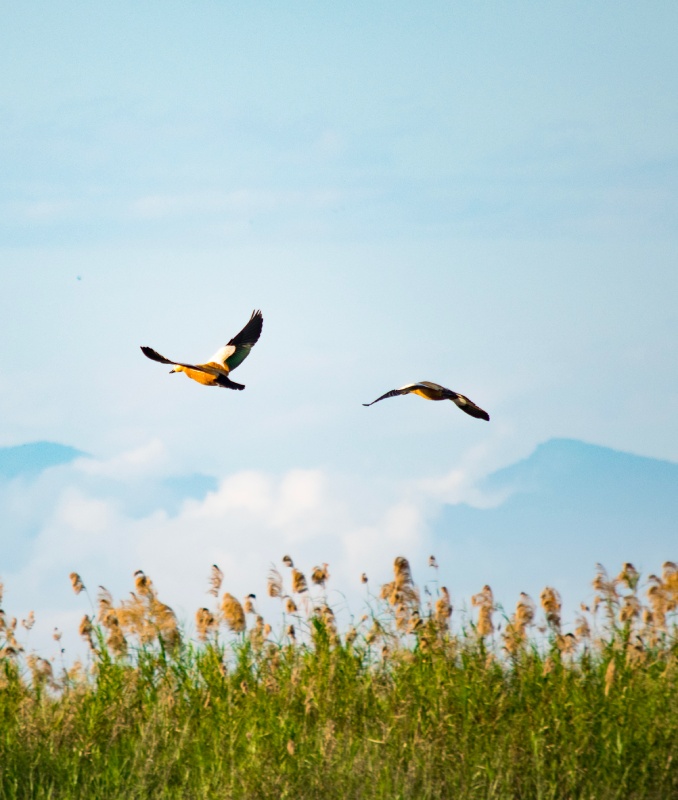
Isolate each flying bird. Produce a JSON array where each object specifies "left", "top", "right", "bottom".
[
  {"left": 362, "top": 381, "right": 490, "bottom": 421},
  {"left": 140, "top": 309, "right": 263, "bottom": 390}
]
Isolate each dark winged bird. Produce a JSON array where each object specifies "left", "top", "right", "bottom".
[
  {"left": 140, "top": 310, "right": 263, "bottom": 390},
  {"left": 363, "top": 381, "right": 490, "bottom": 421}
]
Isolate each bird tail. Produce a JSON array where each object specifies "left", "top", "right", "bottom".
[{"left": 216, "top": 374, "right": 245, "bottom": 390}]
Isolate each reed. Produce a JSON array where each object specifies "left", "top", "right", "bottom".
[{"left": 1, "top": 555, "right": 677, "bottom": 799}]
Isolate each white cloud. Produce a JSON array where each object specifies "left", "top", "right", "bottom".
[
  {"left": 2, "top": 442, "right": 461, "bottom": 662},
  {"left": 75, "top": 439, "right": 171, "bottom": 480}
]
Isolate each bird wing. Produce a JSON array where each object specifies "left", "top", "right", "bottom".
[
  {"left": 449, "top": 392, "right": 490, "bottom": 421},
  {"left": 140, "top": 347, "right": 223, "bottom": 376},
  {"left": 210, "top": 309, "right": 264, "bottom": 372},
  {"left": 362, "top": 387, "right": 413, "bottom": 406}
]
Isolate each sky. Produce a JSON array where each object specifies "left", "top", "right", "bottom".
[{"left": 1, "top": 2, "right": 677, "bottom": 657}]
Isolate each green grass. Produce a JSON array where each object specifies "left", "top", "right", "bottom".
[{"left": 1, "top": 560, "right": 677, "bottom": 799}]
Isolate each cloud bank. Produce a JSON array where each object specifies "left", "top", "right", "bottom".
[{"left": 4, "top": 439, "right": 489, "bottom": 661}]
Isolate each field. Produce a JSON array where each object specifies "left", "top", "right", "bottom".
[{"left": 1, "top": 557, "right": 677, "bottom": 799}]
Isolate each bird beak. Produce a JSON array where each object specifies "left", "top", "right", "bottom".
[{"left": 169, "top": 369, "right": 175, "bottom": 374}]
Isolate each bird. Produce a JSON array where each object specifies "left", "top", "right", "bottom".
[
  {"left": 140, "top": 309, "right": 263, "bottom": 390},
  {"left": 362, "top": 380, "right": 490, "bottom": 420}
]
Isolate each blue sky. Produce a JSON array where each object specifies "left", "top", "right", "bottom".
[{"left": 1, "top": 2, "right": 677, "bottom": 655}]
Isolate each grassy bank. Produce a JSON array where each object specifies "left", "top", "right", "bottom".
[{"left": 1, "top": 559, "right": 677, "bottom": 799}]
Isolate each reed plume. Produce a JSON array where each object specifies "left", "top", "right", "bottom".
[
  {"left": 267, "top": 566, "right": 284, "bottom": 598},
  {"left": 221, "top": 593, "right": 246, "bottom": 633},
  {"left": 311, "top": 563, "right": 330, "bottom": 588},
  {"left": 434, "top": 587, "right": 453, "bottom": 631},
  {"left": 472, "top": 585, "right": 494, "bottom": 638},
  {"left": 21, "top": 611, "right": 35, "bottom": 632},
  {"left": 208, "top": 565, "right": 224, "bottom": 598},
  {"left": 540, "top": 587, "right": 562, "bottom": 631},
  {"left": 291, "top": 569, "right": 308, "bottom": 594},
  {"left": 195, "top": 608, "right": 216, "bottom": 641},
  {"left": 503, "top": 592, "right": 535, "bottom": 654}
]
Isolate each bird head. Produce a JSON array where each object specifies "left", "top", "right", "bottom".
[{"left": 169, "top": 365, "right": 185, "bottom": 374}]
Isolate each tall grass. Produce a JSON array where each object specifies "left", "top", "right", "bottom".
[{"left": 1, "top": 558, "right": 677, "bottom": 799}]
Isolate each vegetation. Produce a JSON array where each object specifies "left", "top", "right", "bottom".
[{"left": 1, "top": 557, "right": 677, "bottom": 799}]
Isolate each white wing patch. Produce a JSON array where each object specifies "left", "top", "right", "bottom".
[{"left": 209, "top": 345, "right": 237, "bottom": 365}]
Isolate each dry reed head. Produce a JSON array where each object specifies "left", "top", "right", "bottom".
[
  {"left": 394, "top": 556, "right": 413, "bottom": 588},
  {"left": 380, "top": 557, "right": 420, "bottom": 629},
  {"left": 434, "top": 586, "right": 453, "bottom": 630},
  {"left": 503, "top": 592, "right": 535, "bottom": 654},
  {"left": 291, "top": 569, "right": 308, "bottom": 594},
  {"left": 208, "top": 565, "right": 223, "bottom": 597},
  {"left": 662, "top": 562, "right": 678, "bottom": 610},
  {"left": 406, "top": 610, "right": 424, "bottom": 634},
  {"left": 79, "top": 615, "right": 94, "bottom": 648},
  {"left": 27, "top": 654, "right": 54, "bottom": 688},
  {"left": 365, "top": 619, "right": 381, "bottom": 644},
  {"left": 106, "top": 622, "right": 127, "bottom": 657},
  {"left": 574, "top": 615, "right": 591, "bottom": 641},
  {"left": 593, "top": 564, "right": 619, "bottom": 607},
  {"left": 195, "top": 608, "right": 217, "bottom": 641},
  {"left": 221, "top": 593, "right": 246, "bottom": 633},
  {"left": 151, "top": 599, "right": 180, "bottom": 648},
  {"left": 249, "top": 615, "right": 266, "bottom": 650},
  {"left": 69, "top": 572, "right": 85, "bottom": 595},
  {"left": 133, "top": 570, "right": 155, "bottom": 599},
  {"left": 315, "top": 604, "right": 338, "bottom": 639},
  {"left": 116, "top": 593, "right": 148, "bottom": 640},
  {"left": 311, "top": 563, "right": 330, "bottom": 588},
  {"left": 616, "top": 562, "right": 640, "bottom": 591},
  {"left": 428, "top": 555, "right": 438, "bottom": 569},
  {"left": 646, "top": 577, "right": 670, "bottom": 630},
  {"left": 619, "top": 594, "right": 641, "bottom": 624},
  {"left": 267, "top": 566, "right": 283, "bottom": 598},
  {"left": 540, "top": 587, "right": 561, "bottom": 631},
  {"left": 97, "top": 587, "right": 114, "bottom": 625},
  {"left": 282, "top": 555, "right": 294, "bottom": 568},
  {"left": 286, "top": 623, "right": 296, "bottom": 642},
  {"left": 243, "top": 594, "right": 257, "bottom": 615},
  {"left": 21, "top": 611, "right": 35, "bottom": 632},
  {"left": 556, "top": 633, "right": 577, "bottom": 655},
  {"left": 472, "top": 585, "right": 494, "bottom": 638},
  {"left": 625, "top": 635, "right": 646, "bottom": 666},
  {"left": 379, "top": 581, "right": 394, "bottom": 602},
  {"left": 361, "top": 572, "right": 368, "bottom": 584},
  {"left": 515, "top": 593, "right": 536, "bottom": 628},
  {"left": 285, "top": 597, "right": 298, "bottom": 614}
]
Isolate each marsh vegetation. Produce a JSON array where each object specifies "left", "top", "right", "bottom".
[{"left": 1, "top": 557, "right": 677, "bottom": 799}]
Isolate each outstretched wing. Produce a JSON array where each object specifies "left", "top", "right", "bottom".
[
  {"left": 449, "top": 392, "right": 490, "bottom": 421},
  {"left": 211, "top": 310, "right": 264, "bottom": 372},
  {"left": 140, "top": 347, "right": 221, "bottom": 376},
  {"left": 362, "top": 387, "right": 411, "bottom": 407}
]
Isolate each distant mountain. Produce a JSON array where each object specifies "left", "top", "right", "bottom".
[
  {"left": 431, "top": 439, "right": 678, "bottom": 617},
  {"left": 0, "top": 441, "right": 87, "bottom": 480}
]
